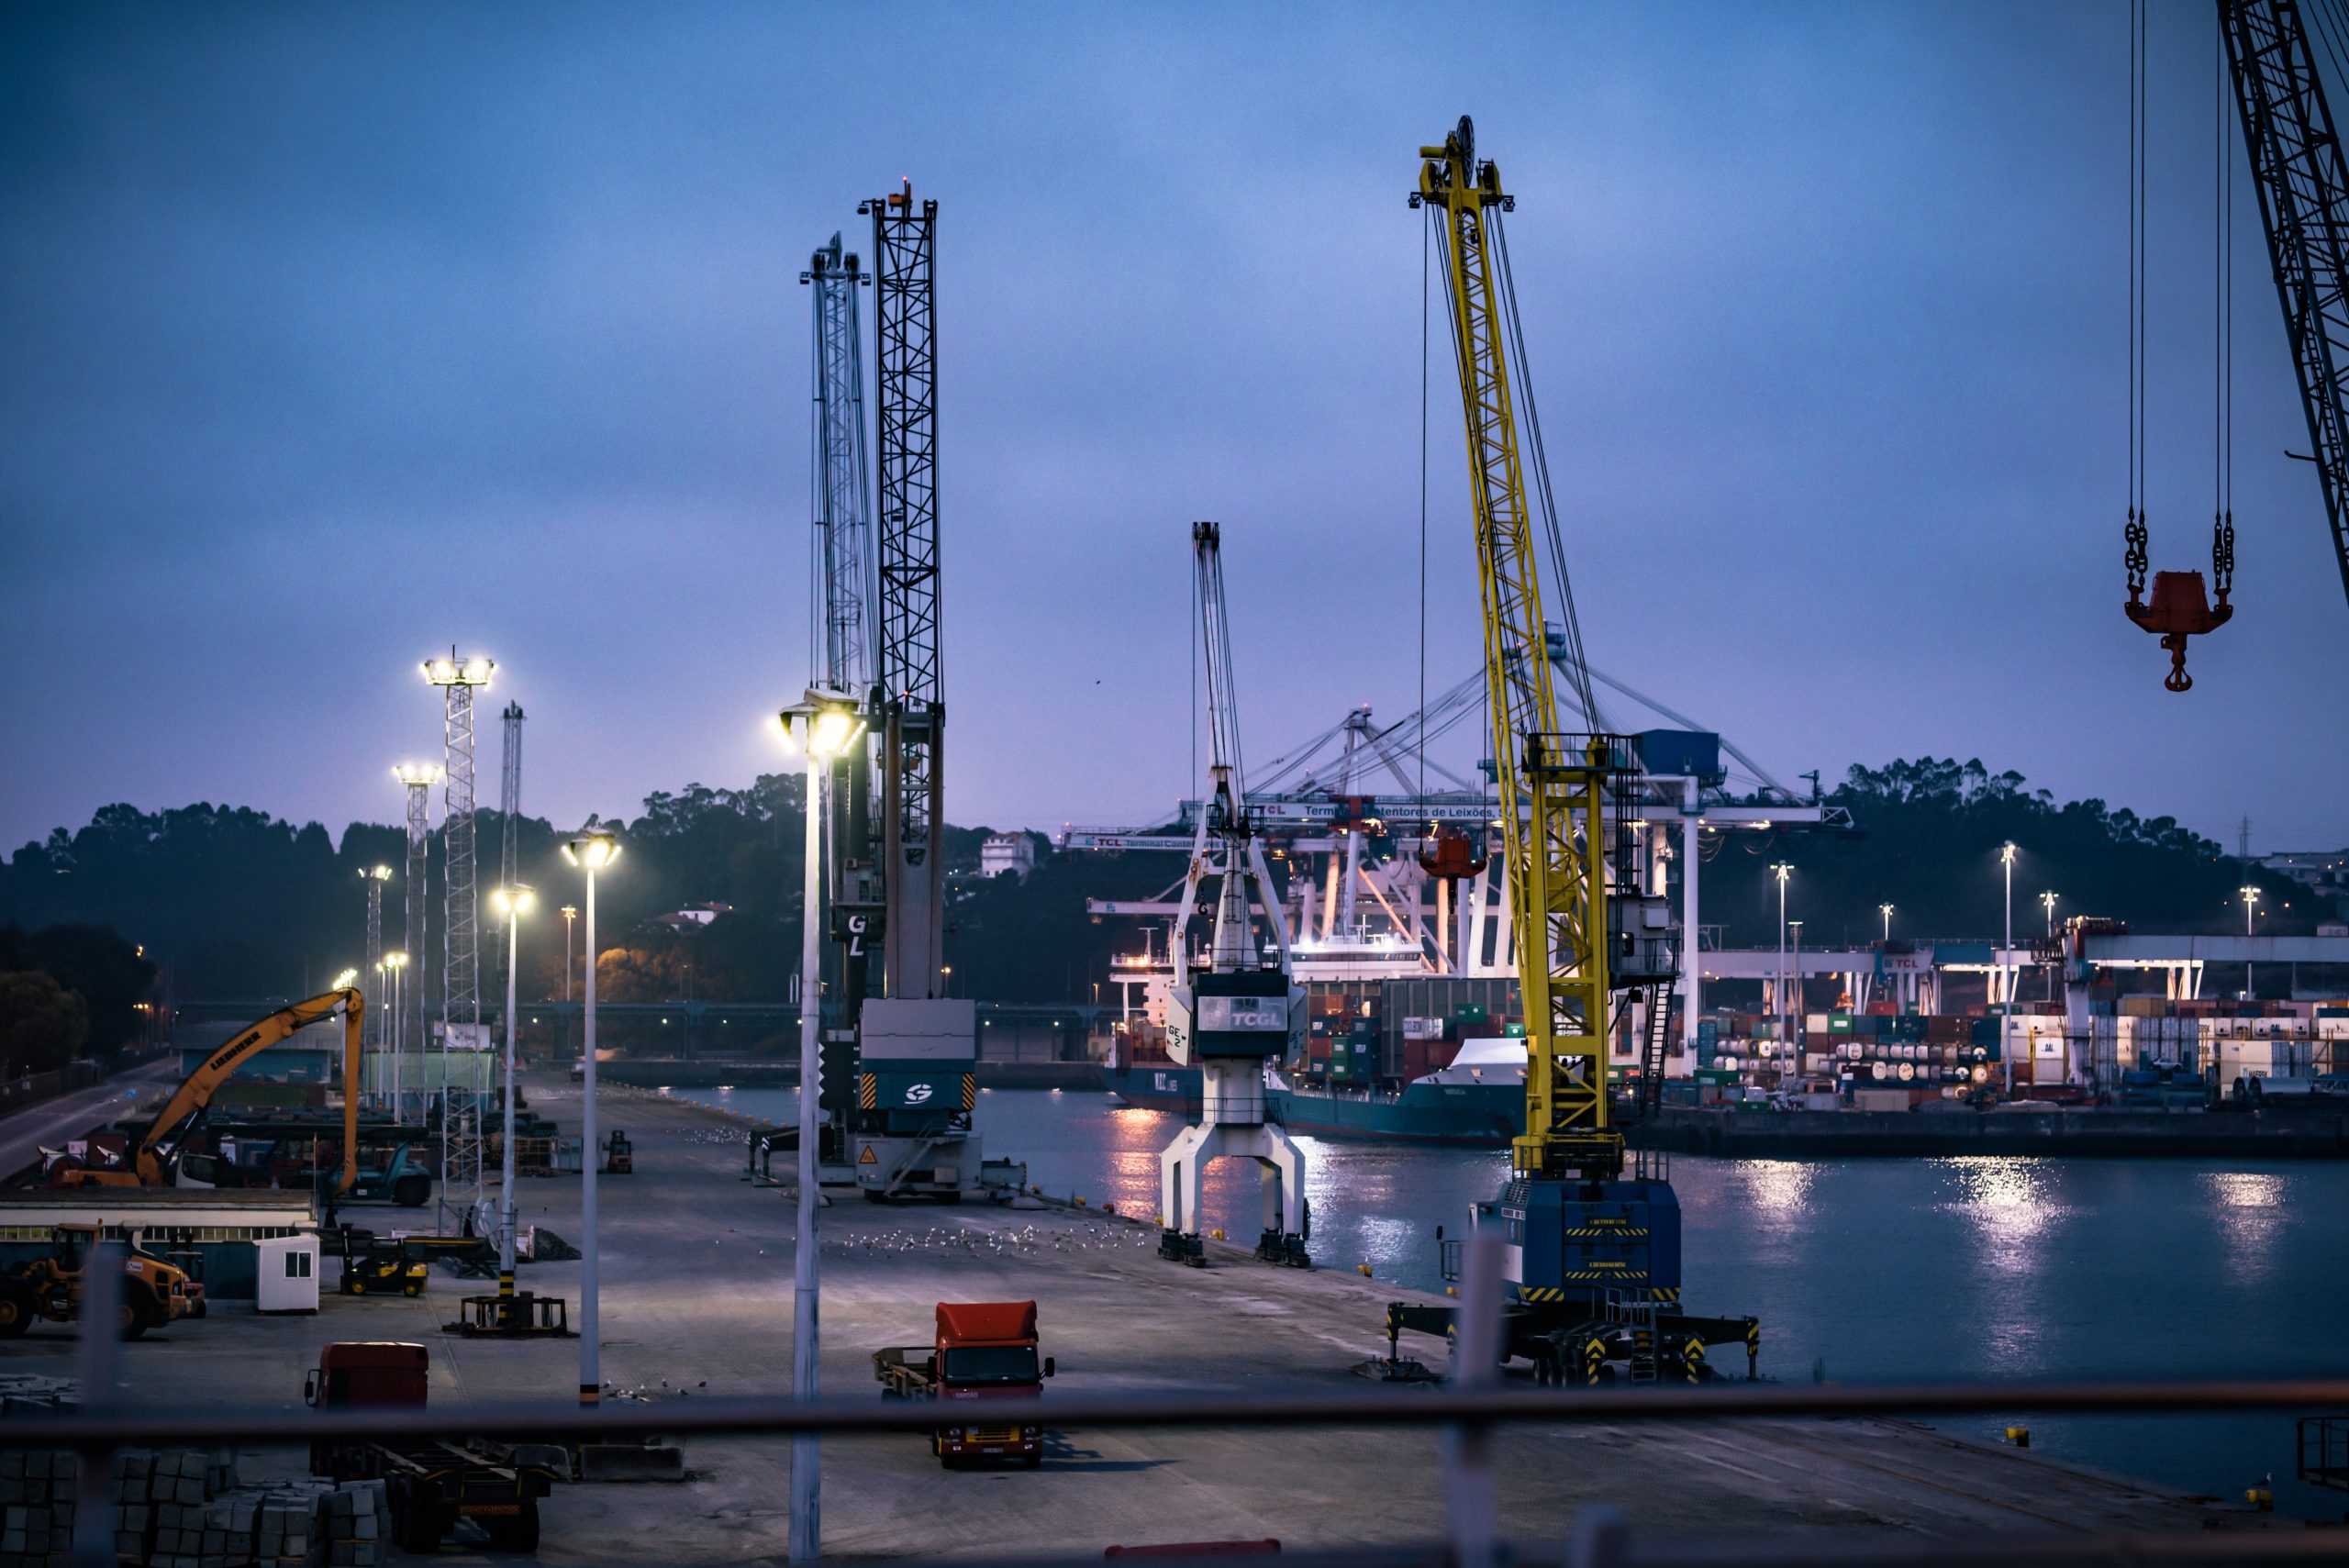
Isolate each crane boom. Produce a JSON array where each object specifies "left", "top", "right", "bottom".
[
  {"left": 1416, "top": 116, "right": 1620, "bottom": 1181},
  {"left": 805, "top": 234, "right": 878, "bottom": 693},
  {"left": 864, "top": 181, "right": 946, "bottom": 1001},
  {"left": 71, "top": 989, "right": 367, "bottom": 1192},
  {"left": 2221, "top": 0, "right": 2349, "bottom": 608}
]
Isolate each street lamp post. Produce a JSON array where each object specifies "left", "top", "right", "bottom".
[
  {"left": 1787, "top": 920, "right": 1805, "bottom": 1062},
  {"left": 560, "top": 832, "right": 620, "bottom": 1408},
  {"left": 778, "top": 688, "right": 863, "bottom": 1566},
  {"left": 2000, "top": 843, "right": 2017, "bottom": 1095},
  {"left": 384, "top": 953, "right": 409, "bottom": 1118},
  {"left": 2041, "top": 893, "right": 2059, "bottom": 1000},
  {"left": 1878, "top": 903, "right": 1893, "bottom": 945},
  {"left": 561, "top": 904, "right": 579, "bottom": 1070},
  {"left": 1771, "top": 863, "right": 1792, "bottom": 1026},
  {"left": 2241, "top": 885, "right": 2261, "bottom": 998},
  {"left": 490, "top": 884, "right": 534, "bottom": 1304}
]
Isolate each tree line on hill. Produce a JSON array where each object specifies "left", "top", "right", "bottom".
[
  {"left": 0, "top": 923, "right": 156, "bottom": 1077},
  {"left": 0, "top": 758, "right": 2330, "bottom": 1019}
]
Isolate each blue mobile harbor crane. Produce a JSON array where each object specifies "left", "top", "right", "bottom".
[{"left": 1380, "top": 118, "right": 1756, "bottom": 1385}]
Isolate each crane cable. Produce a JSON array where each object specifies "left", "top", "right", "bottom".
[
  {"left": 2213, "top": 11, "right": 2235, "bottom": 604},
  {"left": 2124, "top": 1, "right": 2236, "bottom": 690},
  {"left": 2127, "top": 0, "right": 2148, "bottom": 605}
]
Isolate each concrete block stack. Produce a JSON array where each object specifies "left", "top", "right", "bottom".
[
  {"left": 0, "top": 1450, "right": 77, "bottom": 1568},
  {"left": 123, "top": 1448, "right": 239, "bottom": 1567},
  {"left": 0, "top": 1430, "right": 389, "bottom": 1568},
  {"left": 0, "top": 1375, "right": 78, "bottom": 1418},
  {"left": 318, "top": 1481, "right": 386, "bottom": 1567}
]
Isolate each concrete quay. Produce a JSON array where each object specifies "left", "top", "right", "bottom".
[{"left": 0, "top": 1074, "right": 2287, "bottom": 1562}]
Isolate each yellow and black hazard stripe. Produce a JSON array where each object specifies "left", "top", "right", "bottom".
[
  {"left": 858, "top": 1073, "right": 877, "bottom": 1108},
  {"left": 1745, "top": 1319, "right": 1761, "bottom": 1350},
  {"left": 1650, "top": 1286, "right": 1681, "bottom": 1305},
  {"left": 1580, "top": 1337, "right": 1607, "bottom": 1385},
  {"left": 960, "top": 1073, "right": 977, "bottom": 1110},
  {"left": 1517, "top": 1286, "right": 1566, "bottom": 1303},
  {"left": 1562, "top": 1226, "right": 1648, "bottom": 1238},
  {"left": 1680, "top": 1339, "right": 1708, "bottom": 1382}
]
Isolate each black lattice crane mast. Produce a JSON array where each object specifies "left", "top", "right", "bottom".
[
  {"left": 2220, "top": 0, "right": 2349, "bottom": 613},
  {"left": 862, "top": 181, "right": 946, "bottom": 1002}
]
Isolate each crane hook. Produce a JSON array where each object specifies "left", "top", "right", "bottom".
[{"left": 2123, "top": 510, "right": 2234, "bottom": 692}]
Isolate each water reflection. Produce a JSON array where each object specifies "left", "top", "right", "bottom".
[
  {"left": 2202, "top": 1170, "right": 2287, "bottom": 1281},
  {"left": 1936, "top": 1157, "right": 2061, "bottom": 1277},
  {"left": 1730, "top": 1160, "right": 1813, "bottom": 1225}
]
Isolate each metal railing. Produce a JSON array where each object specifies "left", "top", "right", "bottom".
[{"left": 16, "top": 1240, "right": 2345, "bottom": 1567}]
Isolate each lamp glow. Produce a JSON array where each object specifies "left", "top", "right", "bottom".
[
  {"left": 491, "top": 884, "right": 537, "bottom": 917},
  {"left": 562, "top": 832, "right": 620, "bottom": 870}
]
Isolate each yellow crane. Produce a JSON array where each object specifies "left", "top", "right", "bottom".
[
  {"left": 1386, "top": 117, "right": 1755, "bottom": 1385},
  {"left": 1415, "top": 116, "right": 1622, "bottom": 1185},
  {"left": 54, "top": 989, "right": 368, "bottom": 1195}
]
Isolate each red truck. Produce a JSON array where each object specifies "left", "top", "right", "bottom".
[
  {"left": 304, "top": 1341, "right": 559, "bottom": 1551},
  {"left": 872, "top": 1300, "right": 1054, "bottom": 1467}
]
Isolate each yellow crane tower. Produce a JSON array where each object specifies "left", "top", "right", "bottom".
[{"left": 1385, "top": 117, "right": 1756, "bottom": 1385}]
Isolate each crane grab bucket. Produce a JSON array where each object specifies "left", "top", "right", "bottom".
[{"left": 2125, "top": 569, "right": 2232, "bottom": 693}]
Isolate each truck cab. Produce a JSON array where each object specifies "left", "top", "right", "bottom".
[
  {"left": 306, "top": 1342, "right": 554, "bottom": 1553},
  {"left": 874, "top": 1300, "right": 1054, "bottom": 1467},
  {"left": 306, "top": 1340, "right": 429, "bottom": 1409}
]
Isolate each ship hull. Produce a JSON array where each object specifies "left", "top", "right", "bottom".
[
  {"left": 1103, "top": 1063, "right": 1202, "bottom": 1114},
  {"left": 1265, "top": 1082, "right": 1520, "bottom": 1147}
]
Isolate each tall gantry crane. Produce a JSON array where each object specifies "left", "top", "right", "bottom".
[
  {"left": 1157, "top": 522, "right": 1309, "bottom": 1268},
  {"left": 1383, "top": 117, "right": 1753, "bottom": 1385},
  {"left": 2220, "top": 0, "right": 2349, "bottom": 610},
  {"left": 828, "top": 181, "right": 978, "bottom": 1202},
  {"left": 800, "top": 233, "right": 884, "bottom": 1183}
]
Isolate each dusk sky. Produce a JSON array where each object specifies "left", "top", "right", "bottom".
[{"left": 6, "top": 2, "right": 2345, "bottom": 857}]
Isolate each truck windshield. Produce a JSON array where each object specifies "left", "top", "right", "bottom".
[{"left": 940, "top": 1346, "right": 1038, "bottom": 1385}]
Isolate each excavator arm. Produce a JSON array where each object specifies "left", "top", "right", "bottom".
[{"left": 133, "top": 989, "right": 365, "bottom": 1191}]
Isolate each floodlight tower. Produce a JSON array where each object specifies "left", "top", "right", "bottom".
[
  {"left": 425, "top": 651, "right": 493, "bottom": 1236},
  {"left": 424, "top": 652, "right": 495, "bottom": 1036},
  {"left": 394, "top": 763, "right": 440, "bottom": 1119}
]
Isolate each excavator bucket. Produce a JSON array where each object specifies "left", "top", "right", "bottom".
[{"left": 2125, "top": 570, "right": 2232, "bottom": 693}]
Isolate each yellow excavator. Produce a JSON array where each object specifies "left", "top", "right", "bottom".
[{"left": 51, "top": 988, "right": 367, "bottom": 1195}]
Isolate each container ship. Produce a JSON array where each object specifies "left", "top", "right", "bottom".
[
  {"left": 1099, "top": 944, "right": 1530, "bottom": 1142},
  {"left": 1264, "top": 1039, "right": 1524, "bottom": 1144}
]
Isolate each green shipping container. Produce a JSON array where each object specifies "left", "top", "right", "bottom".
[{"left": 1827, "top": 1015, "right": 1854, "bottom": 1035}]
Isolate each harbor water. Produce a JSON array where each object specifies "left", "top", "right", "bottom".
[{"left": 669, "top": 1084, "right": 2349, "bottom": 1518}]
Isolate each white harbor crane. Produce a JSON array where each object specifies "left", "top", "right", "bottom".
[{"left": 1157, "top": 521, "right": 1310, "bottom": 1269}]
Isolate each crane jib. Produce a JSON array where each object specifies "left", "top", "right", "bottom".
[{"left": 1417, "top": 117, "right": 1621, "bottom": 1183}]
